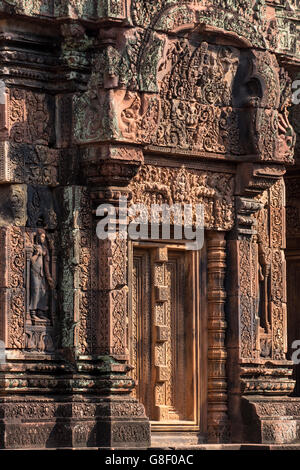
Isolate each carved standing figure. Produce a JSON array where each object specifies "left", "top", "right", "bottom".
[{"left": 29, "top": 229, "right": 54, "bottom": 321}]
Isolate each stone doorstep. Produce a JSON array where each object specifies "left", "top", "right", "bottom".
[
  {"left": 3, "top": 444, "right": 300, "bottom": 451},
  {"left": 150, "top": 444, "right": 300, "bottom": 450}
]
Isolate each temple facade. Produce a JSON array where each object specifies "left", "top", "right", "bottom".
[{"left": 0, "top": 0, "right": 299, "bottom": 449}]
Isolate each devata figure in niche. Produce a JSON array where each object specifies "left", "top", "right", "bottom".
[{"left": 28, "top": 229, "right": 54, "bottom": 322}]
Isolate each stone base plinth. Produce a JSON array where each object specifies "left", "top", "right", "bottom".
[
  {"left": 241, "top": 396, "right": 300, "bottom": 444},
  {"left": 0, "top": 396, "right": 150, "bottom": 449}
]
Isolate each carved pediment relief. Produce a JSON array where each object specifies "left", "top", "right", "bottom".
[
  {"left": 115, "top": 35, "right": 294, "bottom": 163},
  {"left": 71, "top": 1, "right": 296, "bottom": 167}
]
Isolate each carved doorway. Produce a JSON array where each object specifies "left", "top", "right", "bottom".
[
  {"left": 286, "top": 257, "right": 300, "bottom": 395},
  {"left": 286, "top": 173, "right": 300, "bottom": 396},
  {"left": 129, "top": 242, "right": 204, "bottom": 435}
]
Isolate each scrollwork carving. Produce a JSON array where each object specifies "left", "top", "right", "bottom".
[{"left": 128, "top": 165, "right": 234, "bottom": 231}]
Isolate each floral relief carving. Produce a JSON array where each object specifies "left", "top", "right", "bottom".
[{"left": 128, "top": 165, "right": 234, "bottom": 230}]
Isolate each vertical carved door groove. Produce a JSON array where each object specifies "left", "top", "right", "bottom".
[
  {"left": 131, "top": 250, "right": 152, "bottom": 415},
  {"left": 129, "top": 243, "right": 202, "bottom": 432}
]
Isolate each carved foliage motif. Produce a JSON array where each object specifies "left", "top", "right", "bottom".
[
  {"left": 98, "top": 233, "right": 128, "bottom": 358},
  {"left": 239, "top": 238, "right": 259, "bottom": 359},
  {"left": 131, "top": 0, "right": 267, "bottom": 33},
  {"left": 90, "top": 45, "right": 132, "bottom": 90},
  {"left": 270, "top": 180, "right": 286, "bottom": 360},
  {"left": 0, "top": 184, "right": 27, "bottom": 227},
  {"left": 60, "top": 187, "right": 94, "bottom": 355},
  {"left": 0, "top": 89, "right": 58, "bottom": 186},
  {"left": 9, "top": 89, "right": 52, "bottom": 145},
  {"left": 128, "top": 165, "right": 234, "bottom": 231},
  {"left": 112, "top": 422, "right": 150, "bottom": 443},
  {"left": 27, "top": 186, "right": 58, "bottom": 230},
  {"left": 0, "top": 227, "right": 26, "bottom": 349},
  {"left": 289, "top": 103, "right": 300, "bottom": 159},
  {"left": 0, "top": 143, "right": 59, "bottom": 186},
  {"left": 99, "top": 237, "right": 127, "bottom": 291},
  {"left": 8, "top": 229, "right": 25, "bottom": 349},
  {"left": 73, "top": 88, "right": 113, "bottom": 143},
  {"left": 60, "top": 23, "right": 93, "bottom": 73}
]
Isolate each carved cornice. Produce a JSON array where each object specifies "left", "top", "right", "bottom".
[
  {"left": 236, "top": 163, "right": 286, "bottom": 198},
  {"left": 230, "top": 163, "right": 287, "bottom": 238},
  {"left": 80, "top": 144, "right": 143, "bottom": 193},
  {"left": 0, "top": 1, "right": 296, "bottom": 55}
]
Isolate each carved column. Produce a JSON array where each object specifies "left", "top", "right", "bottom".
[
  {"left": 0, "top": 14, "right": 150, "bottom": 449},
  {"left": 74, "top": 143, "right": 150, "bottom": 449},
  {"left": 206, "top": 231, "right": 229, "bottom": 443},
  {"left": 96, "top": 235, "right": 129, "bottom": 360},
  {"left": 227, "top": 164, "right": 297, "bottom": 444}
]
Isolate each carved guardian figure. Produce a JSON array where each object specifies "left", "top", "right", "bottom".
[{"left": 29, "top": 229, "right": 54, "bottom": 322}]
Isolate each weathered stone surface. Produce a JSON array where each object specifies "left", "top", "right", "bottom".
[{"left": 0, "top": 0, "right": 299, "bottom": 451}]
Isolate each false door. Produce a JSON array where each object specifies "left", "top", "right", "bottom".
[{"left": 129, "top": 243, "right": 202, "bottom": 431}]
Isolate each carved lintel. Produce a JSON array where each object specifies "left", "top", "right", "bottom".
[{"left": 128, "top": 164, "right": 235, "bottom": 231}]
